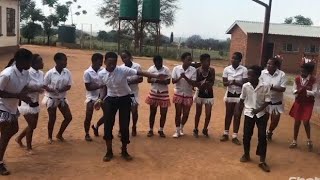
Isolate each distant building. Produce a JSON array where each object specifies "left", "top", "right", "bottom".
[
  {"left": 226, "top": 20, "right": 320, "bottom": 73},
  {"left": 0, "top": 0, "right": 20, "bottom": 54}
]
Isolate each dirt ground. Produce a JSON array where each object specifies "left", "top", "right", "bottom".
[{"left": 0, "top": 45, "right": 319, "bottom": 180}]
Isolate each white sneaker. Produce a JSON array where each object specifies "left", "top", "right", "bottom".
[
  {"left": 172, "top": 131, "right": 180, "bottom": 138},
  {"left": 180, "top": 129, "right": 184, "bottom": 136}
]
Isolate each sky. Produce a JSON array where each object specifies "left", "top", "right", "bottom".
[{"left": 35, "top": 0, "right": 320, "bottom": 40}]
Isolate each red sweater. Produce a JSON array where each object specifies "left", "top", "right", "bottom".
[{"left": 295, "top": 76, "right": 316, "bottom": 103}]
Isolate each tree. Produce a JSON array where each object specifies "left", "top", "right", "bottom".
[
  {"left": 170, "top": 32, "right": 174, "bottom": 44},
  {"left": 97, "top": 30, "right": 109, "bottom": 42},
  {"left": 98, "top": 0, "right": 178, "bottom": 52},
  {"left": 186, "top": 35, "right": 202, "bottom": 49},
  {"left": 284, "top": 15, "right": 313, "bottom": 26},
  {"left": 43, "top": 15, "right": 59, "bottom": 45},
  {"left": 21, "top": 22, "right": 43, "bottom": 43}
]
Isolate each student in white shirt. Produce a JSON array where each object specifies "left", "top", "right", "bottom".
[
  {"left": 171, "top": 52, "right": 197, "bottom": 138},
  {"left": 0, "top": 49, "right": 33, "bottom": 176},
  {"left": 237, "top": 65, "right": 271, "bottom": 173},
  {"left": 260, "top": 57, "right": 287, "bottom": 141},
  {"left": 83, "top": 53, "right": 104, "bottom": 141},
  {"left": 221, "top": 52, "right": 247, "bottom": 145},
  {"left": 43, "top": 53, "right": 73, "bottom": 144},
  {"left": 120, "top": 50, "right": 143, "bottom": 137},
  {"left": 145, "top": 55, "right": 171, "bottom": 138},
  {"left": 16, "top": 54, "right": 45, "bottom": 154},
  {"left": 94, "top": 52, "right": 167, "bottom": 162}
]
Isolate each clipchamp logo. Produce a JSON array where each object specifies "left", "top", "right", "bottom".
[{"left": 289, "top": 177, "right": 320, "bottom": 180}]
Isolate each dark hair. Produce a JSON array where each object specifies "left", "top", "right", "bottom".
[
  {"left": 6, "top": 58, "right": 16, "bottom": 68},
  {"left": 200, "top": 54, "right": 210, "bottom": 62},
  {"left": 32, "top": 54, "right": 41, "bottom": 67},
  {"left": 248, "top": 65, "right": 263, "bottom": 77},
  {"left": 269, "top": 57, "right": 281, "bottom": 68},
  {"left": 301, "top": 63, "right": 315, "bottom": 74},
  {"left": 153, "top": 55, "right": 163, "bottom": 63},
  {"left": 14, "top": 48, "right": 33, "bottom": 63},
  {"left": 122, "top": 50, "right": 132, "bottom": 57},
  {"left": 233, "top": 52, "right": 243, "bottom": 61},
  {"left": 54, "top": 53, "right": 67, "bottom": 62},
  {"left": 105, "top": 52, "right": 118, "bottom": 60},
  {"left": 91, "top": 53, "right": 103, "bottom": 63},
  {"left": 181, "top": 52, "right": 191, "bottom": 60}
]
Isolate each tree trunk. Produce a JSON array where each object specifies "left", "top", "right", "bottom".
[
  {"left": 47, "top": 35, "right": 50, "bottom": 46},
  {"left": 28, "top": 38, "right": 31, "bottom": 44},
  {"left": 134, "top": 21, "right": 139, "bottom": 55}
]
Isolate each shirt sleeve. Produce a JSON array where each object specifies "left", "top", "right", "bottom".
[
  {"left": 0, "top": 75, "right": 9, "bottom": 91},
  {"left": 222, "top": 68, "right": 228, "bottom": 78},
  {"left": 280, "top": 73, "right": 287, "bottom": 88},
  {"left": 67, "top": 71, "right": 73, "bottom": 86},
  {"left": 171, "top": 67, "right": 178, "bottom": 80},
  {"left": 43, "top": 71, "right": 51, "bottom": 86},
  {"left": 190, "top": 69, "right": 197, "bottom": 81},
  {"left": 240, "top": 85, "right": 247, "bottom": 100},
  {"left": 307, "top": 83, "right": 317, "bottom": 97},
  {"left": 292, "top": 81, "right": 298, "bottom": 94},
  {"left": 242, "top": 68, "right": 248, "bottom": 79},
  {"left": 166, "top": 68, "right": 171, "bottom": 79},
  {"left": 264, "top": 86, "right": 271, "bottom": 102},
  {"left": 123, "top": 67, "right": 138, "bottom": 77},
  {"left": 83, "top": 72, "right": 91, "bottom": 84}
]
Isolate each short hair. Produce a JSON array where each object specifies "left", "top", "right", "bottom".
[
  {"left": 105, "top": 52, "right": 118, "bottom": 60},
  {"left": 301, "top": 63, "right": 315, "bottom": 74},
  {"left": 122, "top": 50, "right": 132, "bottom": 57},
  {"left": 200, "top": 54, "right": 210, "bottom": 62},
  {"left": 54, "top": 52, "right": 67, "bottom": 62},
  {"left": 269, "top": 57, "right": 281, "bottom": 68},
  {"left": 248, "top": 65, "right": 263, "bottom": 77},
  {"left": 91, "top": 53, "right": 103, "bottom": 63},
  {"left": 181, "top": 52, "right": 191, "bottom": 60},
  {"left": 153, "top": 55, "right": 163, "bottom": 63},
  {"left": 233, "top": 52, "right": 243, "bottom": 61},
  {"left": 14, "top": 48, "right": 33, "bottom": 63},
  {"left": 32, "top": 54, "right": 41, "bottom": 66}
]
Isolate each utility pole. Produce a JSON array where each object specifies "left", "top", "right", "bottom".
[{"left": 252, "top": 0, "right": 272, "bottom": 67}]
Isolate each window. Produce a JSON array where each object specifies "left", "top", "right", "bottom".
[
  {"left": 305, "top": 45, "right": 319, "bottom": 53},
  {"left": 6, "top": 8, "right": 15, "bottom": 36},
  {"left": 282, "top": 43, "right": 299, "bottom": 52},
  {"left": 0, "top": 6, "right": 2, "bottom": 36}
]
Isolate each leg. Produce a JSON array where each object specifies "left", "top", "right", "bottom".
[
  {"left": 203, "top": 103, "right": 212, "bottom": 130},
  {"left": 242, "top": 116, "right": 255, "bottom": 159},
  {"left": 15, "top": 125, "right": 27, "bottom": 148},
  {"left": 233, "top": 102, "right": 242, "bottom": 135},
  {"left": 119, "top": 97, "right": 132, "bottom": 160},
  {"left": 158, "top": 107, "right": 168, "bottom": 138},
  {"left": 92, "top": 115, "right": 104, "bottom": 137},
  {"left": 256, "top": 115, "right": 268, "bottom": 163},
  {"left": 293, "top": 120, "right": 301, "bottom": 141},
  {"left": 84, "top": 101, "right": 94, "bottom": 138},
  {"left": 303, "top": 121, "right": 313, "bottom": 151},
  {"left": 148, "top": 105, "right": 157, "bottom": 137},
  {"left": 47, "top": 107, "right": 57, "bottom": 142},
  {"left": 221, "top": 102, "right": 236, "bottom": 141},
  {"left": 268, "top": 113, "right": 281, "bottom": 133},
  {"left": 181, "top": 105, "right": 191, "bottom": 126},
  {"left": 24, "top": 114, "right": 39, "bottom": 151},
  {"left": 56, "top": 104, "right": 73, "bottom": 141},
  {"left": 131, "top": 105, "right": 138, "bottom": 136},
  {"left": 194, "top": 103, "right": 202, "bottom": 130},
  {"left": 103, "top": 99, "right": 118, "bottom": 161},
  {"left": 173, "top": 103, "right": 182, "bottom": 137}
]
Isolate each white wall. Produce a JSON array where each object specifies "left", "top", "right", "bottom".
[{"left": 0, "top": 0, "right": 19, "bottom": 48}]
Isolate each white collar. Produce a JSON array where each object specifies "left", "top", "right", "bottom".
[
  {"left": 248, "top": 81, "right": 264, "bottom": 91},
  {"left": 53, "top": 67, "right": 66, "bottom": 74},
  {"left": 265, "top": 69, "right": 279, "bottom": 76},
  {"left": 29, "top": 67, "right": 38, "bottom": 73}
]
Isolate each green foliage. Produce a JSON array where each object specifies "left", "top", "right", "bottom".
[
  {"left": 42, "top": 0, "right": 58, "bottom": 7},
  {"left": 55, "top": 4, "right": 69, "bottom": 22},
  {"left": 284, "top": 15, "right": 313, "bottom": 26},
  {"left": 21, "top": 22, "right": 43, "bottom": 43}
]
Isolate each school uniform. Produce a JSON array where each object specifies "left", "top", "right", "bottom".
[
  {"left": 240, "top": 81, "right": 271, "bottom": 162},
  {"left": 0, "top": 65, "right": 30, "bottom": 122},
  {"left": 145, "top": 65, "right": 171, "bottom": 108},
  {"left": 101, "top": 66, "right": 138, "bottom": 144},
  {"left": 260, "top": 69, "right": 287, "bottom": 115},
  {"left": 193, "top": 68, "right": 215, "bottom": 105},
  {"left": 222, "top": 65, "right": 248, "bottom": 103},
  {"left": 83, "top": 66, "right": 103, "bottom": 103},
  {"left": 18, "top": 68, "right": 44, "bottom": 115},
  {"left": 42, "top": 67, "right": 72, "bottom": 108},
  {"left": 289, "top": 75, "right": 317, "bottom": 121},
  {"left": 172, "top": 65, "right": 197, "bottom": 106}
]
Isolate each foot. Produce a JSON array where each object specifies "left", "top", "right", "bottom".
[
  {"left": 289, "top": 141, "right": 298, "bottom": 149},
  {"left": 202, "top": 129, "right": 209, "bottom": 137},
  {"left": 0, "top": 163, "right": 10, "bottom": 176},
  {"left": 147, "top": 130, "right": 154, "bottom": 137},
  {"left": 307, "top": 140, "right": 313, "bottom": 152},
  {"left": 220, "top": 134, "right": 229, "bottom": 142},
  {"left": 103, "top": 151, "right": 114, "bottom": 162},
  {"left": 179, "top": 129, "right": 184, "bottom": 136},
  {"left": 91, "top": 125, "right": 99, "bottom": 137},
  {"left": 193, "top": 129, "right": 199, "bottom": 138},
  {"left": 121, "top": 150, "right": 133, "bottom": 161},
  {"left": 240, "top": 154, "right": 251, "bottom": 163},
  {"left": 172, "top": 131, "right": 180, "bottom": 138},
  {"left": 158, "top": 131, "right": 166, "bottom": 138},
  {"left": 48, "top": 138, "right": 53, "bottom": 144},
  {"left": 56, "top": 135, "right": 65, "bottom": 142},
  {"left": 267, "top": 131, "right": 273, "bottom": 141},
  {"left": 232, "top": 137, "right": 242, "bottom": 145},
  {"left": 118, "top": 131, "right": 121, "bottom": 138},
  {"left": 15, "top": 138, "right": 25, "bottom": 148},
  {"left": 85, "top": 134, "right": 93, "bottom": 142},
  {"left": 132, "top": 127, "right": 137, "bottom": 137},
  {"left": 27, "top": 149, "right": 34, "bottom": 155},
  {"left": 258, "top": 162, "right": 271, "bottom": 172}
]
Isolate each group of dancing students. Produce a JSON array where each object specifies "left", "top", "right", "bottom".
[{"left": 0, "top": 48, "right": 318, "bottom": 175}]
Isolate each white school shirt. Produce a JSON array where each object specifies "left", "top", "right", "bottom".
[
  {"left": 240, "top": 81, "right": 271, "bottom": 118},
  {"left": 260, "top": 69, "right": 287, "bottom": 103},
  {"left": 0, "top": 65, "right": 30, "bottom": 114},
  {"left": 44, "top": 67, "right": 72, "bottom": 99},
  {"left": 27, "top": 68, "right": 44, "bottom": 103},
  {"left": 292, "top": 75, "right": 317, "bottom": 97},
  {"left": 83, "top": 66, "right": 103, "bottom": 102},
  {"left": 148, "top": 65, "right": 171, "bottom": 93},
  {"left": 172, "top": 65, "right": 197, "bottom": 97},
  {"left": 102, "top": 66, "right": 138, "bottom": 97},
  {"left": 120, "top": 62, "right": 142, "bottom": 95},
  {"left": 222, "top": 65, "right": 248, "bottom": 94}
]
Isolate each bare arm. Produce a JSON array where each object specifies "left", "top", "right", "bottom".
[
  {"left": 85, "top": 83, "right": 102, "bottom": 91},
  {"left": 128, "top": 77, "right": 143, "bottom": 85},
  {"left": 270, "top": 86, "right": 286, "bottom": 93},
  {"left": 58, "top": 85, "right": 71, "bottom": 93}
]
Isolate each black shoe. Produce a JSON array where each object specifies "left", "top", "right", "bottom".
[
  {"left": 202, "top": 129, "right": 209, "bottom": 137},
  {"left": 259, "top": 162, "right": 271, "bottom": 172},
  {"left": 0, "top": 163, "right": 10, "bottom": 176},
  {"left": 85, "top": 134, "right": 93, "bottom": 142},
  {"left": 267, "top": 131, "right": 273, "bottom": 141},
  {"left": 132, "top": 127, "right": 137, "bottom": 137},
  {"left": 121, "top": 151, "right": 133, "bottom": 161},
  {"left": 103, "top": 151, "right": 114, "bottom": 162},
  {"left": 147, "top": 131, "right": 154, "bottom": 137},
  {"left": 240, "top": 154, "right": 251, "bottom": 163},
  {"left": 91, "top": 125, "right": 99, "bottom": 137},
  {"left": 220, "top": 134, "right": 229, "bottom": 142},
  {"left": 193, "top": 129, "right": 199, "bottom": 138},
  {"left": 232, "top": 137, "right": 241, "bottom": 145},
  {"left": 158, "top": 131, "right": 166, "bottom": 138}
]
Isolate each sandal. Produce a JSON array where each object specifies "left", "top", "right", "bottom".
[
  {"left": 0, "top": 163, "right": 10, "bottom": 176},
  {"left": 289, "top": 141, "right": 297, "bottom": 149}
]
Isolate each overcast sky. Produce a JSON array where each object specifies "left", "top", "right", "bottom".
[{"left": 34, "top": 0, "right": 320, "bottom": 40}]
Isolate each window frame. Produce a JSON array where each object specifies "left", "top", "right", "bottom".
[
  {"left": 304, "top": 44, "right": 319, "bottom": 54},
  {"left": 6, "top": 8, "right": 16, "bottom": 36},
  {"left": 282, "top": 43, "right": 299, "bottom": 53}
]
